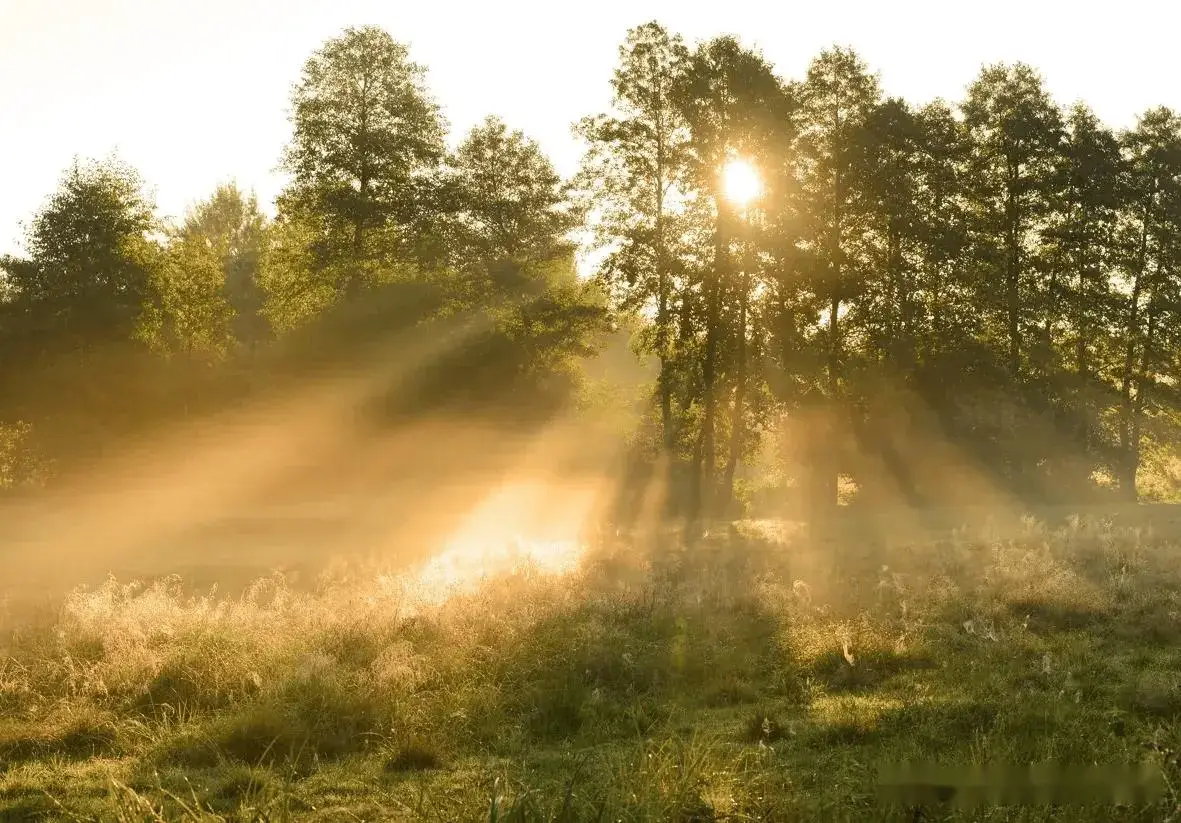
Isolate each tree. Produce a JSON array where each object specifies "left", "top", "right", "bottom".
[
  {"left": 1115, "top": 108, "right": 1181, "bottom": 498},
  {"left": 911, "top": 100, "right": 971, "bottom": 359},
  {"left": 178, "top": 183, "right": 270, "bottom": 349},
  {"left": 279, "top": 25, "right": 446, "bottom": 299},
  {"left": 0, "top": 157, "right": 157, "bottom": 355},
  {"left": 257, "top": 211, "right": 340, "bottom": 335},
  {"left": 852, "top": 97, "right": 925, "bottom": 369},
  {"left": 1036, "top": 104, "right": 1123, "bottom": 483},
  {"left": 577, "top": 22, "right": 692, "bottom": 458},
  {"left": 676, "top": 35, "right": 789, "bottom": 519},
  {"left": 794, "top": 47, "right": 881, "bottom": 512},
  {"left": 962, "top": 63, "right": 1063, "bottom": 379},
  {"left": 140, "top": 234, "right": 235, "bottom": 361},
  {"left": 0, "top": 157, "right": 164, "bottom": 465},
  {"left": 447, "top": 116, "right": 578, "bottom": 275}
]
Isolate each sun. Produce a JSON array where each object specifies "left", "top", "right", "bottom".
[{"left": 722, "top": 158, "right": 762, "bottom": 206}]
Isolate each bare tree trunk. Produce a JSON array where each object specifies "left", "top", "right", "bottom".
[
  {"left": 817, "top": 154, "right": 844, "bottom": 519},
  {"left": 347, "top": 153, "right": 369, "bottom": 301},
  {"left": 1073, "top": 215, "right": 1094, "bottom": 457},
  {"left": 347, "top": 219, "right": 365, "bottom": 300},
  {"left": 1005, "top": 159, "right": 1021, "bottom": 378},
  {"left": 698, "top": 205, "right": 726, "bottom": 523},
  {"left": 654, "top": 132, "right": 674, "bottom": 459},
  {"left": 722, "top": 267, "right": 750, "bottom": 515},
  {"left": 1130, "top": 308, "right": 1158, "bottom": 492},
  {"left": 1119, "top": 205, "right": 1151, "bottom": 501},
  {"left": 1074, "top": 216, "right": 1090, "bottom": 378},
  {"left": 815, "top": 293, "right": 840, "bottom": 517}
]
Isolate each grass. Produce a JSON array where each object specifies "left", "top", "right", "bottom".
[{"left": 1, "top": 515, "right": 1181, "bottom": 820}]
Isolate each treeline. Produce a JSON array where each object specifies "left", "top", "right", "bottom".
[
  {"left": 579, "top": 25, "right": 1181, "bottom": 514},
  {"left": 3, "top": 22, "right": 1181, "bottom": 516},
  {"left": 0, "top": 26, "right": 608, "bottom": 492}
]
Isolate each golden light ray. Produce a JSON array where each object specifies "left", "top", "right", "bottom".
[
  {"left": 393, "top": 412, "right": 634, "bottom": 603},
  {"left": 0, "top": 303, "right": 510, "bottom": 598}
]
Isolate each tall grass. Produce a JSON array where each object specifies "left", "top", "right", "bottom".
[{"left": 1, "top": 517, "right": 1180, "bottom": 820}]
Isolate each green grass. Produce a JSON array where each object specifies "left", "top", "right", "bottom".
[{"left": 2, "top": 516, "right": 1181, "bottom": 820}]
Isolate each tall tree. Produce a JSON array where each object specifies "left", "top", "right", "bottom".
[
  {"left": 795, "top": 46, "right": 881, "bottom": 512},
  {"left": 279, "top": 26, "right": 446, "bottom": 299},
  {"left": 577, "top": 22, "right": 692, "bottom": 458},
  {"left": 1116, "top": 108, "right": 1181, "bottom": 498},
  {"left": 912, "top": 100, "right": 971, "bottom": 359},
  {"left": 1039, "top": 104, "right": 1123, "bottom": 476},
  {"left": 0, "top": 157, "right": 162, "bottom": 463},
  {"left": 852, "top": 97, "right": 925, "bottom": 369},
  {"left": 676, "top": 35, "right": 788, "bottom": 519},
  {"left": 962, "top": 63, "right": 1063, "bottom": 378}
]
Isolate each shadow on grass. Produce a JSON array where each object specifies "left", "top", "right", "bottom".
[
  {"left": 810, "top": 648, "right": 938, "bottom": 694},
  {"left": 155, "top": 667, "right": 387, "bottom": 770},
  {"left": 492, "top": 572, "right": 792, "bottom": 745},
  {"left": 876, "top": 700, "right": 998, "bottom": 746},
  {"left": 0, "top": 708, "right": 120, "bottom": 767},
  {"left": 1007, "top": 597, "right": 1114, "bottom": 633},
  {"left": 0, "top": 789, "right": 57, "bottom": 822}
]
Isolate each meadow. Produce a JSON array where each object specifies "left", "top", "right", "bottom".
[
  {"left": 6, "top": 9, "right": 1181, "bottom": 821},
  {"left": 2, "top": 512, "right": 1181, "bottom": 822}
]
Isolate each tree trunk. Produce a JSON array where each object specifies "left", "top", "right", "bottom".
[
  {"left": 672, "top": 288, "right": 696, "bottom": 520},
  {"left": 1005, "top": 159, "right": 1021, "bottom": 378},
  {"left": 722, "top": 268, "right": 750, "bottom": 516},
  {"left": 815, "top": 291, "right": 840, "bottom": 517},
  {"left": 698, "top": 203, "right": 726, "bottom": 522},
  {"left": 347, "top": 219, "right": 365, "bottom": 300},
  {"left": 1073, "top": 215, "right": 1094, "bottom": 457},
  {"left": 347, "top": 100, "right": 371, "bottom": 302},
  {"left": 1118, "top": 205, "right": 1151, "bottom": 501},
  {"left": 1074, "top": 221, "right": 1089, "bottom": 378},
  {"left": 817, "top": 157, "right": 844, "bottom": 518},
  {"left": 688, "top": 414, "right": 704, "bottom": 501},
  {"left": 1132, "top": 308, "right": 1157, "bottom": 488},
  {"left": 655, "top": 178, "right": 673, "bottom": 457}
]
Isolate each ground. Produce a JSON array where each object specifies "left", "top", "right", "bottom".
[{"left": 2, "top": 514, "right": 1181, "bottom": 821}]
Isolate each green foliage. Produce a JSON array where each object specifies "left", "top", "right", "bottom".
[
  {"left": 0, "top": 158, "right": 173, "bottom": 468},
  {"left": 278, "top": 25, "right": 446, "bottom": 299},
  {"left": 447, "top": 116, "right": 580, "bottom": 272},
  {"left": 0, "top": 157, "right": 157, "bottom": 353},
  {"left": 576, "top": 29, "right": 1181, "bottom": 512},
  {"left": 381, "top": 269, "right": 611, "bottom": 425},
  {"left": 576, "top": 22, "right": 692, "bottom": 315},
  {"left": 140, "top": 233, "right": 235, "bottom": 360},
  {"left": 256, "top": 211, "right": 342, "bottom": 335},
  {"left": 178, "top": 183, "right": 271, "bottom": 349},
  {"left": 962, "top": 62, "right": 1064, "bottom": 378}
]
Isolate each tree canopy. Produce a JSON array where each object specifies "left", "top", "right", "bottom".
[{"left": 6, "top": 21, "right": 1181, "bottom": 516}]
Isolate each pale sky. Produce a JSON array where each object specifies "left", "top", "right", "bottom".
[{"left": 2, "top": 0, "right": 1178, "bottom": 256}]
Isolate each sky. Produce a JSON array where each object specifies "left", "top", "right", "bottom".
[{"left": 2, "top": 0, "right": 1179, "bottom": 256}]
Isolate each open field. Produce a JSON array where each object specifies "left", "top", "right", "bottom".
[{"left": 3, "top": 513, "right": 1181, "bottom": 821}]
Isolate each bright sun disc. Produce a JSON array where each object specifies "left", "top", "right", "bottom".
[{"left": 722, "top": 158, "right": 761, "bottom": 206}]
